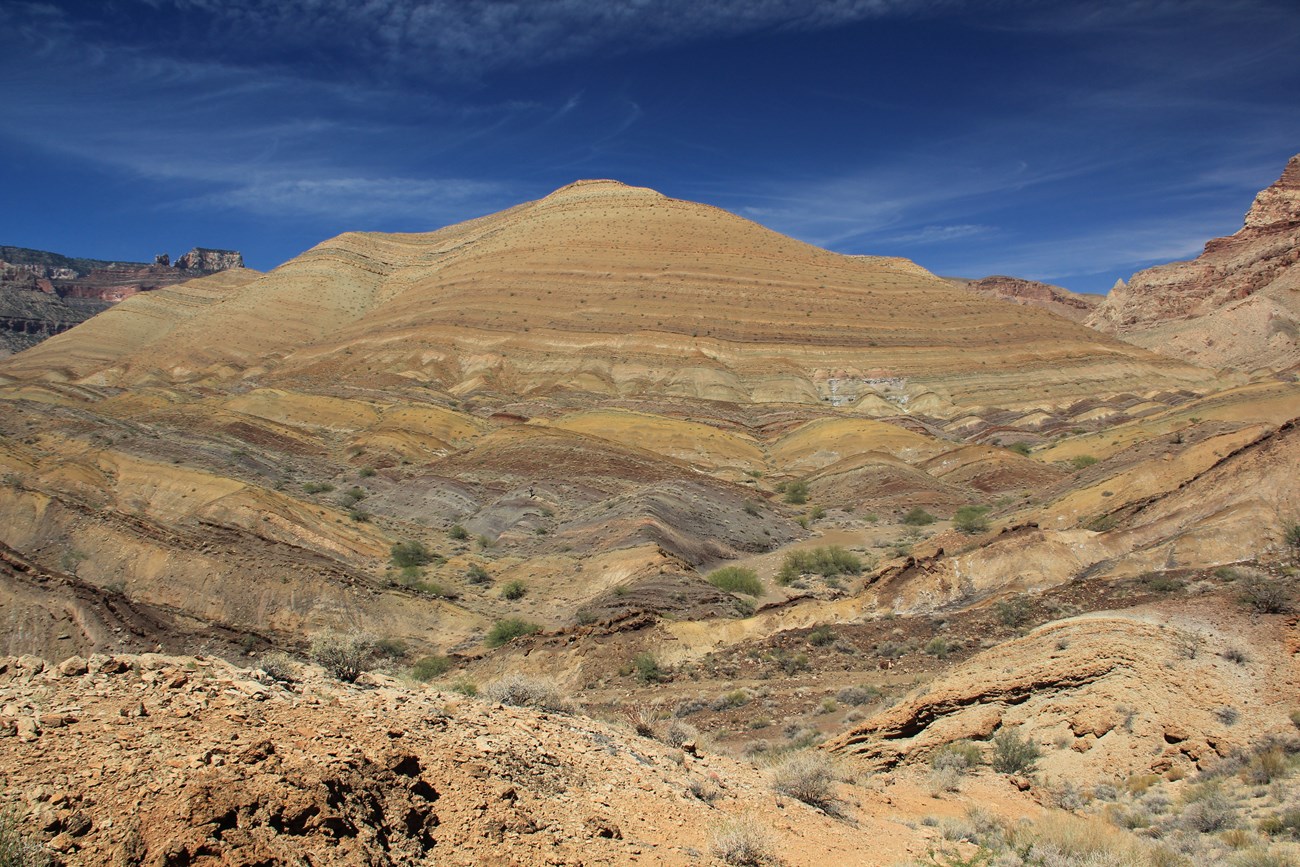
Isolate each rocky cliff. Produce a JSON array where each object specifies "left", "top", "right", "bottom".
[
  {"left": 0, "top": 245, "right": 244, "bottom": 355},
  {"left": 1089, "top": 154, "right": 1300, "bottom": 373}
]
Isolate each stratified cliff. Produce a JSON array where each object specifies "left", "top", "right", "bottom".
[{"left": 1089, "top": 154, "right": 1300, "bottom": 373}]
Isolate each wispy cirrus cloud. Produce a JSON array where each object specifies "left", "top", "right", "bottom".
[{"left": 189, "top": 176, "right": 511, "bottom": 221}]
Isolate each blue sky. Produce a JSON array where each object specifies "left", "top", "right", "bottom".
[{"left": 1, "top": 1, "right": 1297, "bottom": 293}]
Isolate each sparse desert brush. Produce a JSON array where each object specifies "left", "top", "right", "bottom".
[
  {"left": 932, "top": 741, "right": 983, "bottom": 773},
  {"left": 448, "top": 524, "right": 468, "bottom": 540},
  {"left": 710, "top": 814, "right": 773, "bottom": 866},
  {"left": 633, "top": 651, "right": 666, "bottom": 683},
  {"left": 991, "top": 727, "right": 1040, "bottom": 774},
  {"left": 310, "top": 631, "right": 378, "bottom": 683},
  {"left": 1006, "top": 811, "right": 1152, "bottom": 866},
  {"left": 410, "top": 655, "right": 452, "bottom": 682},
  {"left": 709, "top": 566, "right": 763, "bottom": 596},
  {"left": 1179, "top": 781, "right": 1239, "bottom": 833},
  {"left": 771, "top": 751, "right": 839, "bottom": 811},
  {"left": 775, "top": 546, "right": 863, "bottom": 585},
  {"left": 993, "top": 594, "right": 1033, "bottom": 628},
  {"left": 484, "top": 617, "right": 541, "bottom": 647},
  {"left": 807, "top": 625, "right": 836, "bottom": 646},
  {"left": 257, "top": 650, "right": 298, "bottom": 683},
  {"left": 0, "top": 803, "right": 48, "bottom": 867},
  {"left": 662, "top": 719, "right": 699, "bottom": 748},
  {"left": 500, "top": 579, "right": 527, "bottom": 600},
  {"left": 481, "top": 674, "right": 568, "bottom": 712},
  {"left": 1239, "top": 575, "right": 1292, "bottom": 614},
  {"left": 783, "top": 479, "right": 810, "bottom": 505},
  {"left": 1070, "top": 454, "right": 1099, "bottom": 470},
  {"left": 836, "top": 684, "right": 881, "bottom": 706}
]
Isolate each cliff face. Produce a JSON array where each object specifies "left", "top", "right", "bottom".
[
  {"left": 0, "top": 245, "right": 244, "bottom": 355},
  {"left": 947, "top": 275, "right": 1100, "bottom": 323},
  {"left": 1088, "top": 154, "right": 1300, "bottom": 373}
]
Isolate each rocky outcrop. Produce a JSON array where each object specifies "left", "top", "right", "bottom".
[
  {"left": 947, "top": 275, "right": 1100, "bottom": 322},
  {"left": 1089, "top": 154, "right": 1300, "bottom": 372},
  {"left": 0, "top": 244, "right": 245, "bottom": 355},
  {"left": 175, "top": 247, "right": 244, "bottom": 271}
]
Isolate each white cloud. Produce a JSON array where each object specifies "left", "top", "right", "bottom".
[{"left": 190, "top": 176, "right": 510, "bottom": 221}]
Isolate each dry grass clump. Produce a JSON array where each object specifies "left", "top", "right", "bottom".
[
  {"left": 710, "top": 814, "right": 774, "bottom": 866},
  {"left": 257, "top": 650, "right": 299, "bottom": 683},
  {"left": 0, "top": 804, "right": 49, "bottom": 867},
  {"left": 771, "top": 751, "right": 839, "bottom": 811},
  {"left": 481, "top": 674, "right": 570, "bottom": 712},
  {"left": 309, "top": 631, "right": 378, "bottom": 683}
]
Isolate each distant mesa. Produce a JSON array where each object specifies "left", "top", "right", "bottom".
[{"left": 0, "top": 244, "right": 244, "bottom": 356}]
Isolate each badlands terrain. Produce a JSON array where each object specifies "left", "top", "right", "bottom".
[{"left": 0, "top": 157, "right": 1298, "bottom": 866}]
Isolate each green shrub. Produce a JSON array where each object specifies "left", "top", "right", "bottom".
[
  {"left": 500, "top": 580, "right": 527, "bottom": 600},
  {"left": 449, "top": 524, "right": 468, "bottom": 540},
  {"left": 991, "top": 728, "right": 1040, "bottom": 774},
  {"left": 258, "top": 651, "right": 298, "bottom": 683},
  {"left": 449, "top": 678, "right": 478, "bottom": 696},
  {"left": 390, "top": 540, "right": 435, "bottom": 568},
  {"left": 807, "top": 625, "right": 836, "bottom": 646},
  {"left": 1007, "top": 442, "right": 1033, "bottom": 456},
  {"left": 743, "top": 501, "right": 760, "bottom": 517},
  {"left": 775, "top": 546, "right": 863, "bottom": 585},
  {"left": 411, "top": 655, "right": 452, "bottom": 681},
  {"left": 903, "top": 506, "right": 936, "bottom": 526},
  {"left": 310, "top": 631, "right": 378, "bottom": 683},
  {"left": 1240, "top": 576, "right": 1292, "bottom": 613},
  {"left": 358, "top": 466, "right": 376, "bottom": 478},
  {"left": 836, "top": 685, "right": 881, "bottom": 706},
  {"left": 485, "top": 618, "right": 541, "bottom": 647},
  {"left": 783, "top": 480, "right": 810, "bottom": 505},
  {"left": 302, "top": 481, "right": 334, "bottom": 494},
  {"left": 708, "top": 566, "right": 763, "bottom": 597},
  {"left": 374, "top": 637, "right": 408, "bottom": 660},
  {"left": 808, "top": 505, "right": 826, "bottom": 521},
  {"left": 1069, "top": 455, "right": 1098, "bottom": 470},
  {"left": 994, "top": 595, "right": 1033, "bottom": 627},
  {"left": 465, "top": 563, "right": 492, "bottom": 584},
  {"left": 634, "top": 652, "right": 666, "bottom": 683},
  {"left": 925, "top": 636, "right": 953, "bottom": 658},
  {"left": 952, "top": 505, "right": 990, "bottom": 534},
  {"left": 340, "top": 486, "right": 368, "bottom": 506},
  {"left": 1284, "top": 520, "right": 1300, "bottom": 552}
]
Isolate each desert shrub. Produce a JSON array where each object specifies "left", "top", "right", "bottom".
[
  {"left": 465, "top": 563, "right": 492, "bottom": 584},
  {"left": 449, "top": 678, "right": 478, "bottom": 696},
  {"left": 1007, "top": 442, "right": 1033, "bottom": 456},
  {"left": 1143, "top": 573, "right": 1184, "bottom": 593},
  {"left": 302, "top": 481, "right": 334, "bottom": 494},
  {"left": 448, "top": 524, "right": 468, "bottom": 540},
  {"left": 771, "top": 751, "right": 838, "bottom": 810},
  {"left": 411, "top": 579, "right": 457, "bottom": 599},
  {"left": 340, "top": 486, "right": 368, "bottom": 507},
  {"left": 775, "top": 546, "right": 863, "bottom": 585},
  {"left": 1241, "top": 747, "right": 1288, "bottom": 785},
  {"left": 808, "top": 505, "right": 826, "bottom": 521},
  {"left": 807, "top": 625, "right": 836, "bottom": 646},
  {"left": 743, "top": 501, "right": 760, "bottom": 517},
  {"left": 1285, "top": 521, "right": 1300, "bottom": 552},
  {"left": 390, "top": 540, "right": 435, "bottom": 568},
  {"left": 689, "top": 775, "right": 723, "bottom": 803},
  {"left": 634, "top": 652, "right": 666, "bottom": 683},
  {"left": 1217, "top": 705, "right": 1241, "bottom": 726},
  {"left": 410, "top": 655, "right": 452, "bottom": 682},
  {"left": 1174, "top": 630, "right": 1207, "bottom": 660},
  {"left": 710, "top": 814, "right": 773, "bottom": 866},
  {"left": 1258, "top": 807, "right": 1300, "bottom": 838},
  {"left": 903, "top": 506, "right": 936, "bottom": 526},
  {"left": 713, "top": 689, "right": 753, "bottom": 710},
  {"left": 258, "top": 650, "right": 298, "bottom": 683},
  {"left": 310, "top": 631, "right": 378, "bottom": 683},
  {"left": 991, "top": 728, "right": 1040, "bottom": 774},
  {"left": 836, "top": 685, "right": 881, "bottom": 706},
  {"left": 772, "top": 650, "right": 810, "bottom": 675},
  {"left": 932, "top": 741, "right": 983, "bottom": 772},
  {"left": 952, "top": 505, "right": 991, "bottom": 534},
  {"left": 875, "top": 640, "right": 908, "bottom": 659},
  {"left": 1180, "top": 782, "right": 1239, "bottom": 832},
  {"left": 709, "top": 566, "right": 763, "bottom": 597},
  {"left": 500, "top": 580, "right": 527, "bottom": 600},
  {"left": 783, "top": 480, "right": 810, "bottom": 505},
  {"left": 993, "top": 594, "right": 1033, "bottom": 628},
  {"left": 374, "top": 637, "right": 407, "bottom": 660},
  {"left": 485, "top": 618, "right": 541, "bottom": 647},
  {"left": 1005, "top": 811, "right": 1152, "bottom": 866},
  {"left": 358, "top": 466, "right": 376, "bottom": 478},
  {"left": 1240, "top": 576, "right": 1292, "bottom": 614},
  {"left": 662, "top": 719, "right": 699, "bottom": 748},
  {"left": 482, "top": 674, "right": 568, "bottom": 711},
  {"left": 1222, "top": 647, "right": 1250, "bottom": 665},
  {"left": 348, "top": 509, "right": 370, "bottom": 522},
  {"left": 0, "top": 804, "right": 49, "bottom": 867},
  {"left": 1069, "top": 455, "right": 1099, "bottom": 470},
  {"left": 925, "top": 636, "right": 954, "bottom": 658}
]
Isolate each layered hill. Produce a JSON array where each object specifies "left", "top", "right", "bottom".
[
  {"left": 2, "top": 180, "right": 1216, "bottom": 414},
  {"left": 945, "top": 275, "right": 1100, "bottom": 323},
  {"left": 1089, "top": 154, "right": 1300, "bottom": 373}
]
